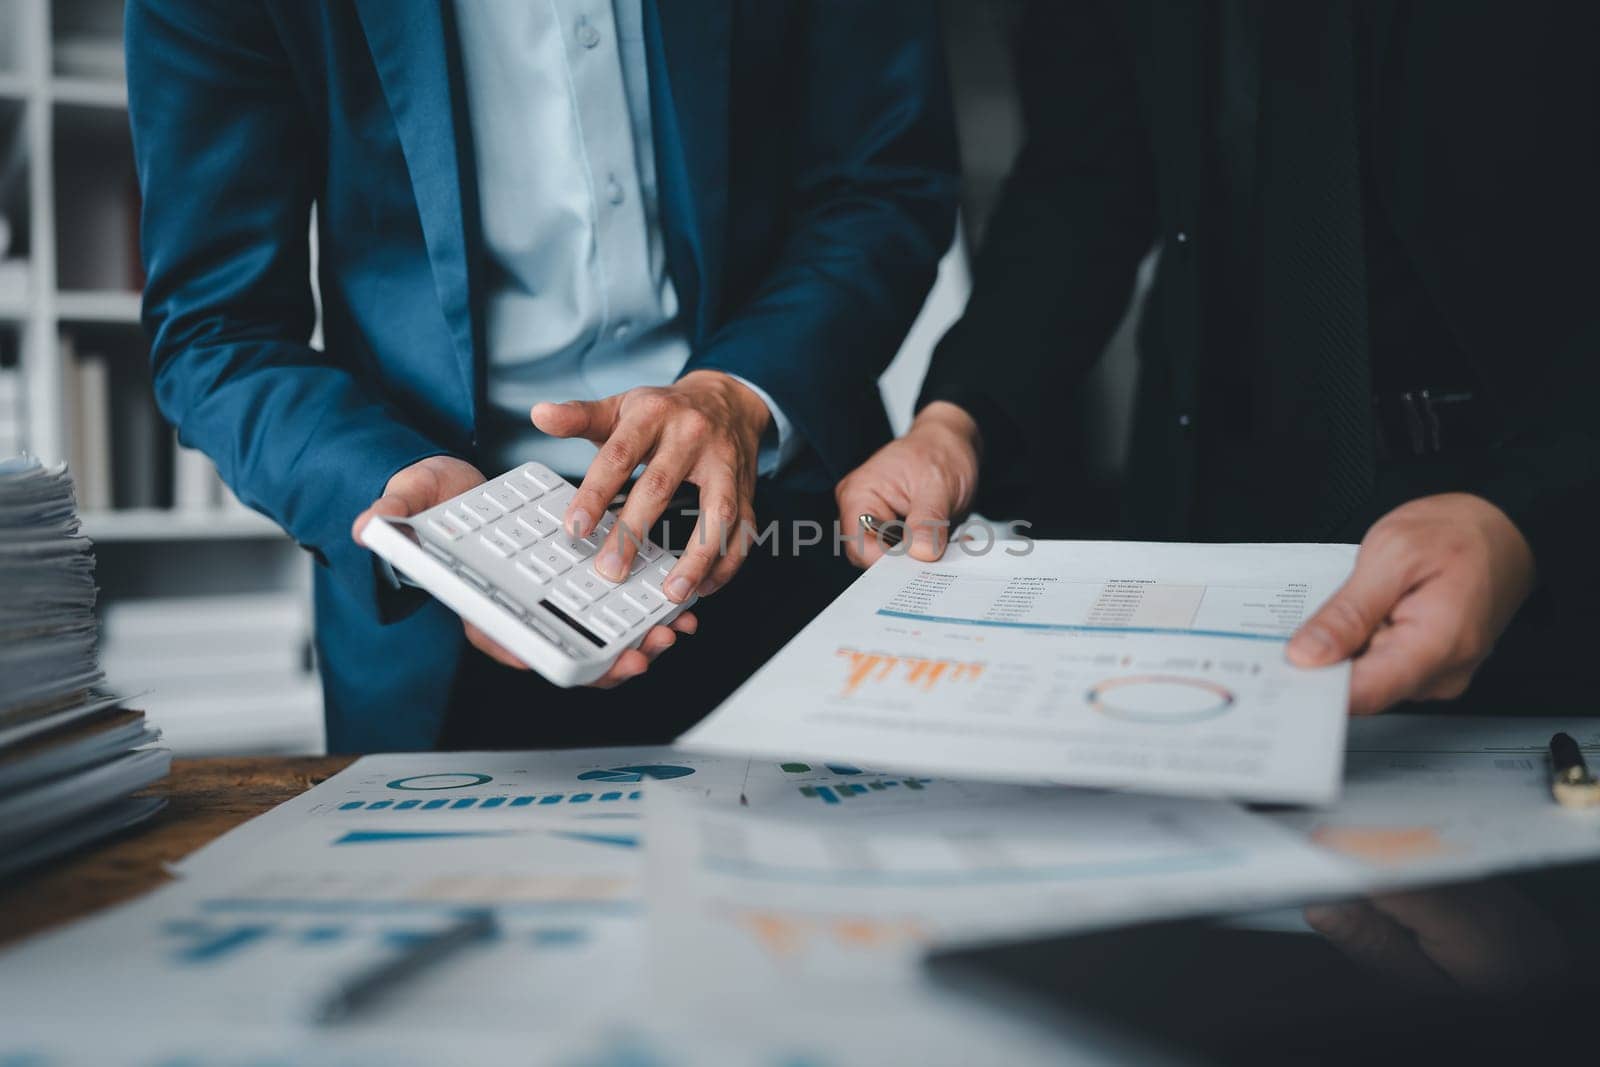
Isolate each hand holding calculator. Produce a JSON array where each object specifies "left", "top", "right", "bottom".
[{"left": 357, "top": 462, "right": 697, "bottom": 687}]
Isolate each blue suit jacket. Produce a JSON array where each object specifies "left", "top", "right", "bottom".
[{"left": 126, "top": 1, "right": 957, "bottom": 751}]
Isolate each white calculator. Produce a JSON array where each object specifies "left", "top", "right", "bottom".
[{"left": 357, "top": 462, "right": 696, "bottom": 687}]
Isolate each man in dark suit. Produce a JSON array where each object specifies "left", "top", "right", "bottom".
[
  {"left": 837, "top": 1, "right": 1599, "bottom": 716},
  {"left": 127, "top": 1, "right": 957, "bottom": 750}
]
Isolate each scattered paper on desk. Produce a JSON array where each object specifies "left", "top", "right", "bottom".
[
  {"left": 1267, "top": 715, "right": 1600, "bottom": 886},
  {"left": 176, "top": 745, "right": 1088, "bottom": 876},
  {"left": 679, "top": 541, "right": 1358, "bottom": 805},
  {"left": 644, "top": 786, "right": 1361, "bottom": 1006},
  {"left": 0, "top": 812, "right": 1094, "bottom": 1066}
]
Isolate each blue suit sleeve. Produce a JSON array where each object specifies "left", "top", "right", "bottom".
[
  {"left": 127, "top": 0, "right": 450, "bottom": 620},
  {"left": 680, "top": 0, "right": 959, "bottom": 481}
]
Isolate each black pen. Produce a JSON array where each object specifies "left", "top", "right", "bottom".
[
  {"left": 1549, "top": 732, "right": 1600, "bottom": 809},
  {"left": 858, "top": 513, "right": 904, "bottom": 549},
  {"left": 314, "top": 909, "right": 497, "bottom": 1024}
]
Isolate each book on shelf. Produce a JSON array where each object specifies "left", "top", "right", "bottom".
[
  {"left": 60, "top": 333, "right": 113, "bottom": 510},
  {"left": 171, "top": 436, "right": 223, "bottom": 512},
  {"left": 0, "top": 258, "right": 27, "bottom": 305},
  {"left": 111, "top": 372, "right": 166, "bottom": 510},
  {"left": 0, "top": 365, "right": 22, "bottom": 459},
  {"left": 54, "top": 35, "right": 127, "bottom": 82}
]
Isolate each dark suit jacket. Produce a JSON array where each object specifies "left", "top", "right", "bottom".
[
  {"left": 923, "top": 1, "right": 1600, "bottom": 590},
  {"left": 127, "top": 0, "right": 957, "bottom": 749}
]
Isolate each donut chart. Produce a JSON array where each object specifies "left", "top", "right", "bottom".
[
  {"left": 1086, "top": 675, "right": 1235, "bottom": 725},
  {"left": 385, "top": 773, "right": 494, "bottom": 791}
]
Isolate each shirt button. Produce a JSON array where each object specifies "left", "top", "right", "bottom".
[
  {"left": 1175, "top": 230, "right": 1189, "bottom": 244},
  {"left": 1177, "top": 413, "right": 1193, "bottom": 429},
  {"left": 606, "top": 175, "right": 625, "bottom": 205},
  {"left": 576, "top": 17, "right": 601, "bottom": 48}
]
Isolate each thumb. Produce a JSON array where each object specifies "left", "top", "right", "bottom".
[
  {"left": 836, "top": 486, "right": 898, "bottom": 568},
  {"left": 1287, "top": 548, "right": 1410, "bottom": 667},
  {"left": 904, "top": 494, "right": 953, "bottom": 563},
  {"left": 352, "top": 492, "right": 419, "bottom": 542},
  {"left": 531, "top": 396, "right": 622, "bottom": 442}
]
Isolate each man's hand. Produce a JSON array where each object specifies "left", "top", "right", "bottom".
[
  {"left": 1305, "top": 883, "right": 1567, "bottom": 996},
  {"left": 834, "top": 401, "right": 982, "bottom": 567},
  {"left": 351, "top": 455, "right": 695, "bottom": 688},
  {"left": 531, "top": 370, "right": 768, "bottom": 602},
  {"left": 1286, "top": 493, "right": 1535, "bottom": 715}
]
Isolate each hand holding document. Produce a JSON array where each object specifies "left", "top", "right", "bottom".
[{"left": 680, "top": 541, "right": 1359, "bottom": 804}]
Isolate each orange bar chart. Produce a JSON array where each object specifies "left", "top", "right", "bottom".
[{"left": 836, "top": 648, "right": 984, "bottom": 696}]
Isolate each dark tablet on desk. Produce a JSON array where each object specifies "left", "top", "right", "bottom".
[{"left": 927, "top": 909, "right": 1591, "bottom": 1067}]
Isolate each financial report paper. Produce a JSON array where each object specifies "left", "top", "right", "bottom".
[{"left": 679, "top": 541, "right": 1359, "bottom": 805}]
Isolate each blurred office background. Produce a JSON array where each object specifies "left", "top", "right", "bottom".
[{"left": 0, "top": 0, "right": 1141, "bottom": 756}]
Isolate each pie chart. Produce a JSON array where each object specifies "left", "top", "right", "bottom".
[
  {"left": 386, "top": 773, "right": 494, "bottom": 791},
  {"left": 1086, "top": 675, "right": 1235, "bottom": 725},
  {"left": 576, "top": 765, "right": 696, "bottom": 783}
]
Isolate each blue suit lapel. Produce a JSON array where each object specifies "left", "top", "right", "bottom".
[
  {"left": 353, "top": 0, "right": 478, "bottom": 422},
  {"left": 645, "top": 0, "right": 731, "bottom": 344}
]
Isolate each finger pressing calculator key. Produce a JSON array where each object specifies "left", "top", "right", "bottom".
[{"left": 356, "top": 464, "right": 697, "bottom": 687}]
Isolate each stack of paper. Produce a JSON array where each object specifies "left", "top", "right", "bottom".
[{"left": 0, "top": 457, "right": 169, "bottom": 878}]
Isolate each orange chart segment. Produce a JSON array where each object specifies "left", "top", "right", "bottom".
[
  {"left": 1310, "top": 825, "right": 1452, "bottom": 867},
  {"left": 837, "top": 648, "right": 985, "bottom": 697}
]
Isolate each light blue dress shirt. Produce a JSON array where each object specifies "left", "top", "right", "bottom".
[{"left": 452, "top": 0, "right": 794, "bottom": 481}]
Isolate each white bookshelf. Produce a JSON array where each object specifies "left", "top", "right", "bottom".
[{"left": 0, "top": 0, "right": 324, "bottom": 755}]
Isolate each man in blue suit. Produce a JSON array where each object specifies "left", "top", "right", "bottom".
[{"left": 126, "top": 1, "right": 957, "bottom": 751}]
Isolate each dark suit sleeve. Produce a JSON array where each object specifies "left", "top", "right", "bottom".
[
  {"left": 918, "top": 0, "right": 1158, "bottom": 490},
  {"left": 1379, "top": 3, "right": 1600, "bottom": 593},
  {"left": 127, "top": 0, "right": 451, "bottom": 619},
  {"left": 681, "top": 0, "right": 959, "bottom": 481}
]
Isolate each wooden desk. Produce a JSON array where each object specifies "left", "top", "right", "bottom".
[{"left": 0, "top": 756, "right": 353, "bottom": 949}]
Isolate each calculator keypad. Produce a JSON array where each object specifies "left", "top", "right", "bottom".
[{"left": 409, "top": 462, "right": 682, "bottom": 654}]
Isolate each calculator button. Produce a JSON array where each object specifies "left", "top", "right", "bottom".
[
  {"left": 537, "top": 486, "right": 578, "bottom": 525},
  {"left": 455, "top": 564, "right": 492, "bottom": 592},
  {"left": 515, "top": 557, "right": 555, "bottom": 585},
  {"left": 548, "top": 585, "right": 589, "bottom": 616},
  {"left": 481, "top": 485, "right": 525, "bottom": 514},
  {"left": 604, "top": 602, "right": 645, "bottom": 629},
  {"left": 640, "top": 563, "right": 676, "bottom": 596},
  {"left": 562, "top": 572, "right": 608, "bottom": 605},
  {"left": 581, "top": 608, "right": 623, "bottom": 640},
  {"left": 523, "top": 544, "right": 572, "bottom": 578},
  {"left": 479, "top": 534, "right": 513, "bottom": 559},
  {"left": 498, "top": 477, "right": 535, "bottom": 502},
  {"left": 517, "top": 511, "right": 559, "bottom": 539},
  {"left": 520, "top": 463, "right": 563, "bottom": 491},
  {"left": 622, "top": 584, "right": 664, "bottom": 614},
  {"left": 460, "top": 497, "right": 501, "bottom": 524},
  {"left": 637, "top": 539, "right": 664, "bottom": 563},
  {"left": 551, "top": 533, "right": 596, "bottom": 563},
  {"left": 492, "top": 592, "right": 528, "bottom": 619},
  {"left": 423, "top": 514, "right": 465, "bottom": 541},
  {"left": 447, "top": 503, "right": 484, "bottom": 530},
  {"left": 490, "top": 517, "right": 540, "bottom": 552}
]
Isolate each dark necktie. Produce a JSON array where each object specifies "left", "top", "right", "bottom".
[{"left": 1256, "top": 1, "right": 1375, "bottom": 539}]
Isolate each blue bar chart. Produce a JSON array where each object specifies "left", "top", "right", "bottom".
[{"left": 335, "top": 791, "right": 644, "bottom": 813}]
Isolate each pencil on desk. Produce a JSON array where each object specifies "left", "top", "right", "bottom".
[{"left": 313, "top": 909, "right": 498, "bottom": 1024}]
